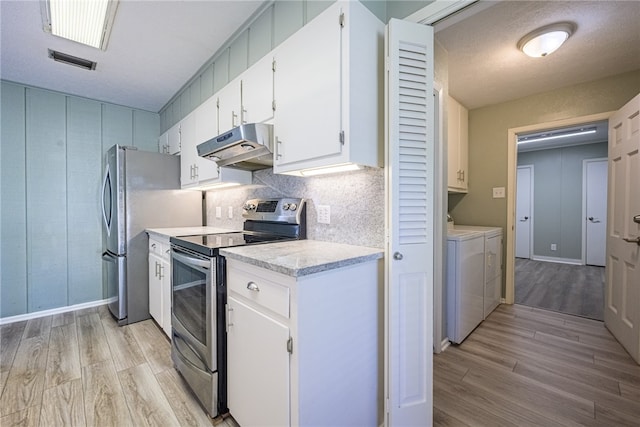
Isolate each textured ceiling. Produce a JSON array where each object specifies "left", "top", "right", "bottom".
[
  {"left": 435, "top": 0, "right": 640, "bottom": 110},
  {"left": 0, "top": 1, "right": 264, "bottom": 112}
]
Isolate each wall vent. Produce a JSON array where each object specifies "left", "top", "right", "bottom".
[{"left": 48, "top": 49, "right": 97, "bottom": 70}]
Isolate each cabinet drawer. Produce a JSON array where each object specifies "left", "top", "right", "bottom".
[
  {"left": 149, "top": 238, "right": 171, "bottom": 260},
  {"left": 227, "top": 268, "right": 289, "bottom": 318}
]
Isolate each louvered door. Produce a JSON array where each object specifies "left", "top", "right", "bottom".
[{"left": 385, "top": 18, "right": 434, "bottom": 426}]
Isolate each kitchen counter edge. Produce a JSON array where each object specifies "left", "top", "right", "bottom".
[
  {"left": 220, "top": 240, "right": 384, "bottom": 278},
  {"left": 146, "top": 226, "right": 236, "bottom": 240}
]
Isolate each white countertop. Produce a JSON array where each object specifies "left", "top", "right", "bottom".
[
  {"left": 220, "top": 240, "right": 384, "bottom": 277},
  {"left": 146, "top": 226, "right": 237, "bottom": 239}
]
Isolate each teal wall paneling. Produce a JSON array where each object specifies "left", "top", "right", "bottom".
[
  {"left": 190, "top": 78, "right": 202, "bottom": 114},
  {"left": 180, "top": 89, "right": 191, "bottom": 119},
  {"left": 248, "top": 5, "right": 274, "bottom": 67},
  {"left": 0, "top": 81, "right": 160, "bottom": 319},
  {"left": 305, "top": 0, "right": 333, "bottom": 23},
  {"left": 213, "top": 49, "right": 230, "bottom": 94},
  {"left": 518, "top": 142, "right": 608, "bottom": 259},
  {"left": 133, "top": 110, "right": 160, "bottom": 152},
  {"left": 273, "top": 0, "right": 304, "bottom": 47},
  {"left": 229, "top": 30, "right": 249, "bottom": 80},
  {"left": 201, "top": 63, "right": 215, "bottom": 101},
  {"left": 360, "top": 0, "right": 387, "bottom": 22},
  {"left": 66, "top": 97, "right": 103, "bottom": 305},
  {"left": 0, "top": 82, "right": 28, "bottom": 317},
  {"left": 25, "top": 88, "right": 68, "bottom": 312},
  {"left": 102, "top": 104, "right": 133, "bottom": 153}
]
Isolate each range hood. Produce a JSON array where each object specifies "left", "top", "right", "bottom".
[{"left": 197, "top": 123, "right": 273, "bottom": 171}]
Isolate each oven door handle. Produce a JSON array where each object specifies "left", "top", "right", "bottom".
[{"left": 172, "top": 248, "right": 211, "bottom": 270}]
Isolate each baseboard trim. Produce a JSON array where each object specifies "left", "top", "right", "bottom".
[
  {"left": 0, "top": 299, "right": 111, "bottom": 325},
  {"left": 531, "top": 255, "right": 582, "bottom": 266}
]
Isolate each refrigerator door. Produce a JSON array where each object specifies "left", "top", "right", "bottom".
[
  {"left": 102, "top": 145, "right": 126, "bottom": 255},
  {"left": 103, "top": 250, "right": 127, "bottom": 323}
]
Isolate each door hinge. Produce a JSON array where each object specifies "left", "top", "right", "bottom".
[
  {"left": 286, "top": 337, "right": 293, "bottom": 354},
  {"left": 272, "top": 100, "right": 276, "bottom": 112},
  {"left": 339, "top": 130, "right": 345, "bottom": 145},
  {"left": 339, "top": 12, "right": 345, "bottom": 28},
  {"left": 216, "top": 98, "right": 220, "bottom": 109},
  {"left": 272, "top": 59, "right": 276, "bottom": 72}
]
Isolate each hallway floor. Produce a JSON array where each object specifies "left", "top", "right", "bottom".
[{"left": 515, "top": 258, "right": 605, "bottom": 320}]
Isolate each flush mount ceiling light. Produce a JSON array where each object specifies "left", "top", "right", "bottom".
[
  {"left": 41, "top": 0, "right": 119, "bottom": 50},
  {"left": 518, "top": 127, "right": 596, "bottom": 144},
  {"left": 517, "top": 22, "right": 576, "bottom": 58}
]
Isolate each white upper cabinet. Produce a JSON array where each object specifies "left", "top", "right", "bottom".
[
  {"left": 272, "top": 1, "right": 383, "bottom": 175},
  {"left": 447, "top": 95, "right": 469, "bottom": 193},
  {"left": 240, "top": 54, "right": 274, "bottom": 125},
  {"left": 195, "top": 96, "right": 218, "bottom": 144},
  {"left": 217, "top": 78, "right": 242, "bottom": 135},
  {"left": 179, "top": 113, "right": 201, "bottom": 187},
  {"left": 158, "top": 122, "right": 181, "bottom": 155}
]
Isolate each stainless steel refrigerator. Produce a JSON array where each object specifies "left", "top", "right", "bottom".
[{"left": 101, "top": 145, "right": 201, "bottom": 325}]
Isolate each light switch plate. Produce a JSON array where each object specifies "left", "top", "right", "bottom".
[
  {"left": 317, "top": 205, "right": 331, "bottom": 224},
  {"left": 492, "top": 187, "right": 506, "bottom": 198},
  {"left": 215, "top": 206, "right": 222, "bottom": 219}
]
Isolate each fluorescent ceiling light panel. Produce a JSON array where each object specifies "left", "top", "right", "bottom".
[
  {"left": 518, "top": 128, "right": 596, "bottom": 144},
  {"left": 44, "top": 0, "right": 118, "bottom": 50}
]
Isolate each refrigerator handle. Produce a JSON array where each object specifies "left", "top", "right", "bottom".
[
  {"left": 101, "top": 167, "right": 111, "bottom": 236},
  {"left": 102, "top": 251, "right": 115, "bottom": 262}
]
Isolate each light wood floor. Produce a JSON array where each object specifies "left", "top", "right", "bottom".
[
  {"left": 515, "top": 259, "right": 605, "bottom": 320},
  {"left": 0, "top": 305, "right": 235, "bottom": 427},
  {"left": 434, "top": 304, "right": 640, "bottom": 426},
  {"left": 4, "top": 304, "right": 639, "bottom": 426}
]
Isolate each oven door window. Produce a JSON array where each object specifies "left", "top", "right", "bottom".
[{"left": 172, "top": 253, "right": 209, "bottom": 345}]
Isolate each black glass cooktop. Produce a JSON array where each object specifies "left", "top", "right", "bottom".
[{"left": 170, "top": 232, "right": 295, "bottom": 257}]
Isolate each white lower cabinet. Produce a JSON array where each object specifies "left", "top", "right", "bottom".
[
  {"left": 148, "top": 236, "right": 171, "bottom": 338},
  {"left": 227, "top": 296, "right": 290, "bottom": 427},
  {"left": 225, "top": 258, "right": 380, "bottom": 426}
]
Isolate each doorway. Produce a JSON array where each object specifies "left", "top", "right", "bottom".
[{"left": 508, "top": 117, "right": 610, "bottom": 320}]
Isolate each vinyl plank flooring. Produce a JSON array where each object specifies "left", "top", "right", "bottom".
[
  {"left": 0, "top": 335, "right": 48, "bottom": 417},
  {"left": 76, "top": 313, "right": 111, "bottom": 367},
  {"left": 50, "top": 311, "right": 75, "bottom": 328},
  {"left": 433, "top": 406, "right": 469, "bottom": 427},
  {"left": 129, "top": 320, "right": 173, "bottom": 375},
  {"left": 1, "top": 321, "right": 27, "bottom": 393},
  {"left": 39, "top": 378, "right": 85, "bottom": 426},
  {"left": 44, "top": 323, "right": 81, "bottom": 389},
  {"left": 101, "top": 318, "right": 146, "bottom": 372},
  {"left": 595, "top": 403, "right": 640, "bottom": 427},
  {"left": 21, "top": 317, "right": 51, "bottom": 340},
  {"left": 155, "top": 368, "right": 213, "bottom": 427},
  {"left": 0, "top": 405, "right": 41, "bottom": 427},
  {"left": 82, "top": 360, "right": 133, "bottom": 427},
  {"left": 118, "top": 363, "right": 181, "bottom": 427}
]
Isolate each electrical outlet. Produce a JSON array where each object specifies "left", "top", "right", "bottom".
[
  {"left": 228, "top": 206, "right": 233, "bottom": 219},
  {"left": 215, "top": 206, "right": 222, "bottom": 219},
  {"left": 551, "top": 243, "right": 557, "bottom": 251},
  {"left": 317, "top": 205, "right": 331, "bottom": 224},
  {"left": 492, "top": 187, "right": 506, "bottom": 198}
]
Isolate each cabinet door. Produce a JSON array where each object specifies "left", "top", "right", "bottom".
[
  {"left": 241, "top": 55, "right": 274, "bottom": 125},
  {"left": 458, "top": 104, "right": 468, "bottom": 190},
  {"left": 179, "top": 114, "right": 198, "bottom": 186},
  {"left": 160, "top": 255, "right": 171, "bottom": 338},
  {"left": 227, "top": 296, "right": 290, "bottom": 427},
  {"left": 273, "top": 4, "right": 341, "bottom": 168},
  {"left": 158, "top": 132, "right": 169, "bottom": 154},
  {"left": 217, "top": 81, "right": 242, "bottom": 134},
  {"left": 167, "top": 122, "right": 181, "bottom": 154},
  {"left": 447, "top": 96, "right": 460, "bottom": 188},
  {"left": 148, "top": 252, "right": 163, "bottom": 325},
  {"left": 195, "top": 96, "right": 219, "bottom": 143}
]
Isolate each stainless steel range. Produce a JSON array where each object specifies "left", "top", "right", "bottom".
[{"left": 169, "top": 198, "right": 306, "bottom": 418}]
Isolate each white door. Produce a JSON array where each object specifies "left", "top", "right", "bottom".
[
  {"left": 604, "top": 93, "right": 640, "bottom": 364},
  {"left": 515, "top": 165, "right": 533, "bottom": 258},
  {"left": 584, "top": 158, "right": 608, "bottom": 266},
  {"left": 385, "top": 18, "right": 434, "bottom": 425}
]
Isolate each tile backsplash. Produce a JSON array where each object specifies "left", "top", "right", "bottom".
[{"left": 205, "top": 167, "right": 384, "bottom": 248}]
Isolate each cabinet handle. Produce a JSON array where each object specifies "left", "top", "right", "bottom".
[
  {"left": 226, "top": 305, "right": 233, "bottom": 332},
  {"left": 246, "top": 282, "right": 260, "bottom": 292},
  {"left": 275, "top": 137, "right": 283, "bottom": 160},
  {"left": 158, "top": 264, "right": 164, "bottom": 280},
  {"left": 194, "top": 164, "right": 199, "bottom": 180},
  {"left": 461, "top": 170, "right": 465, "bottom": 182},
  {"left": 232, "top": 111, "right": 238, "bottom": 127},
  {"left": 154, "top": 261, "right": 160, "bottom": 278},
  {"left": 241, "top": 107, "right": 247, "bottom": 124}
]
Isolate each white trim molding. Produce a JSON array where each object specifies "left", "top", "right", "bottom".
[
  {"left": 531, "top": 255, "right": 583, "bottom": 265},
  {"left": 0, "top": 298, "right": 111, "bottom": 325}
]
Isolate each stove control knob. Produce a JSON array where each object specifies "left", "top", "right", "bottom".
[
  {"left": 283, "top": 203, "right": 290, "bottom": 210},
  {"left": 244, "top": 203, "right": 256, "bottom": 211},
  {"left": 288, "top": 203, "right": 297, "bottom": 211}
]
